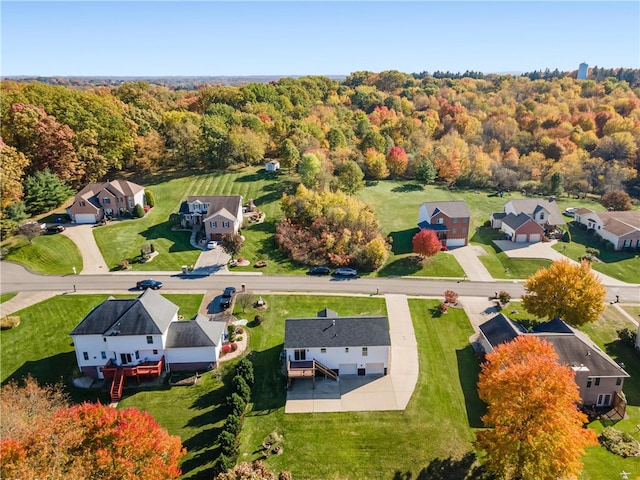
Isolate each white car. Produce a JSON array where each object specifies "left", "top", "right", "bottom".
[
  {"left": 564, "top": 207, "right": 577, "bottom": 217},
  {"left": 207, "top": 241, "right": 218, "bottom": 249}
]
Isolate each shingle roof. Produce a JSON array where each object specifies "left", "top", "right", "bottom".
[
  {"left": 418, "top": 221, "right": 449, "bottom": 231},
  {"left": 502, "top": 212, "right": 541, "bottom": 230},
  {"left": 72, "top": 180, "right": 144, "bottom": 208},
  {"left": 478, "top": 313, "right": 526, "bottom": 347},
  {"left": 70, "top": 290, "right": 177, "bottom": 337},
  {"left": 420, "top": 201, "right": 471, "bottom": 219},
  {"left": 506, "top": 199, "right": 565, "bottom": 225},
  {"left": 183, "top": 195, "right": 242, "bottom": 221},
  {"left": 165, "top": 314, "right": 226, "bottom": 348},
  {"left": 317, "top": 308, "right": 338, "bottom": 318},
  {"left": 284, "top": 316, "right": 390, "bottom": 349}
]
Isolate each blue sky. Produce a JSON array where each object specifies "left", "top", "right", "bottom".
[{"left": 2, "top": 1, "right": 638, "bottom": 76}]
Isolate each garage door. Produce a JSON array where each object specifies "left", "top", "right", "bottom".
[
  {"left": 338, "top": 363, "right": 357, "bottom": 375},
  {"left": 446, "top": 238, "right": 466, "bottom": 247},
  {"left": 515, "top": 234, "right": 528, "bottom": 243},
  {"left": 528, "top": 234, "right": 541, "bottom": 242},
  {"left": 74, "top": 213, "right": 96, "bottom": 224},
  {"left": 366, "top": 363, "right": 385, "bottom": 375}
]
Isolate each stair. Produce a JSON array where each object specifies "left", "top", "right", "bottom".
[
  {"left": 313, "top": 359, "right": 338, "bottom": 381},
  {"left": 110, "top": 369, "right": 125, "bottom": 402}
]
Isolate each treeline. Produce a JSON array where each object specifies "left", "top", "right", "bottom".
[{"left": 1, "top": 71, "right": 639, "bottom": 235}]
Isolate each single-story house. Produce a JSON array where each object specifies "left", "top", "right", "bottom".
[
  {"left": 179, "top": 195, "right": 243, "bottom": 241},
  {"left": 574, "top": 208, "right": 640, "bottom": 250},
  {"left": 490, "top": 198, "right": 565, "bottom": 242},
  {"left": 265, "top": 160, "right": 280, "bottom": 172},
  {"left": 66, "top": 180, "right": 145, "bottom": 224},
  {"left": 417, "top": 201, "right": 472, "bottom": 247},
  {"left": 478, "top": 315, "right": 629, "bottom": 408},
  {"left": 284, "top": 309, "right": 391, "bottom": 379},
  {"left": 70, "top": 290, "right": 226, "bottom": 400}
]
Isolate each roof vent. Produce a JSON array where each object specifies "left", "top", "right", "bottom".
[
  {"left": 332, "top": 319, "right": 336, "bottom": 327},
  {"left": 586, "top": 351, "right": 591, "bottom": 356}
]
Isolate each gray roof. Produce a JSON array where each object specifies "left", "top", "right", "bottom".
[
  {"left": 284, "top": 316, "right": 390, "bottom": 349},
  {"left": 507, "top": 198, "right": 565, "bottom": 225},
  {"left": 317, "top": 308, "right": 338, "bottom": 318},
  {"left": 70, "top": 290, "right": 178, "bottom": 337},
  {"left": 479, "top": 313, "right": 526, "bottom": 347},
  {"left": 166, "top": 314, "right": 226, "bottom": 348},
  {"left": 502, "top": 212, "right": 541, "bottom": 230},
  {"left": 183, "top": 195, "right": 242, "bottom": 221},
  {"left": 420, "top": 201, "right": 471, "bottom": 219},
  {"left": 73, "top": 180, "right": 144, "bottom": 208}
]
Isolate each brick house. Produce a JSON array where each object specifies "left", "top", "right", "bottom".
[
  {"left": 417, "top": 201, "right": 472, "bottom": 247},
  {"left": 66, "top": 180, "right": 145, "bottom": 224}
]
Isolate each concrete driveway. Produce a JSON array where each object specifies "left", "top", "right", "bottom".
[
  {"left": 194, "top": 244, "right": 230, "bottom": 274},
  {"left": 284, "top": 293, "right": 419, "bottom": 413},
  {"left": 448, "top": 245, "right": 495, "bottom": 282},
  {"left": 61, "top": 224, "right": 108, "bottom": 274}
]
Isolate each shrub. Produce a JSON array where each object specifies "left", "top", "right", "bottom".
[
  {"left": 254, "top": 314, "right": 264, "bottom": 325},
  {"left": 440, "top": 303, "right": 448, "bottom": 314},
  {"left": 498, "top": 290, "right": 512, "bottom": 305},
  {"left": 212, "top": 454, "right": 235, "bottom": 476},
  {"left": 227, "top": 392, "right": 246, "bottom": 417},
  {"left": 223, "top": 414, "right": 242, "bottom": 436},
  {"left": 586, "top": 247, "right": 600, "bottom": 258},
  {"left": 0, "top": 316, "right": 20, "bottom": 330},
  {"left": 145, "top": 189, "right": 156, "bottom": 207},
  {"left": 599, "top": 427, "right": 640, "bottom": 457},
  {"left": 217, "top": 430, "right": 238, "bottom": 458},
  {"left": 232, "top": 375, "right": 251, "bottom": 403},
  {"left": 133, "top": 203, "right": 145, "bottom": 218},
  {"left": 143, "top": 205, "right": 150, "bottom": 212},
  {"left": 562, "top": 230, "right": 571, "bottom": 243},
  {"left": 236, "top": 358, "right": 255, "bottom": 386},
  {"left": 602, "top": 240, "right": 615, "bottom": 251},
  {"left": 221, "top": 344, "right": 232, "bottom": 355},
  {"left": 617, "top": 328, "right": 637, "bottom": 347},
  {"left": 230, "top": 342, "right": 238, "bottom": 352},
  {"left": 444, "top": 290, "right": 458, "bottom": 304},
  {"left": 227, "top": 324, "right": 237, "bottom": 342}
]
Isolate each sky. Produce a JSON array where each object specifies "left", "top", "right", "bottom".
[{"left": 1, "top": 1, "right": 639, "bottom": 77}]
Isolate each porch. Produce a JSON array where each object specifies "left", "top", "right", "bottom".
[{"left": 103, "top": 356, "right": 165, "bottom": 401}]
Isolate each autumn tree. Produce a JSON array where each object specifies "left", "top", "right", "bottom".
[
  {"left": 363, "top": 148, "right": 389, "bottom": 180},
  {"left": 521, "top": 259, "right": 606, "bottom": 326},
  {"left": 0, "top": 140, "right": 29, "bottom": 208},
  {"left": 279, "top": 138, "right": 300, "bottom": 171},
  {"left": 601, "top": 189, "right": 632, "bottom": 211},
  {"left": 336, "top": 160, "right": 365, "bottom": 194},
  {"left": 221, "top": 233, "right": 245, "bottom": 260},
  {"left": 386, "top": 146, "right": 409, "bottom": 177},
  {"left": 215, "top": 460, "right": 292, "bottom": 480},
  {"left": 475, "top": 335, "right": 597, "bottom": 480},
  {"left": 298, "top": 152, "right": 322, "bottom": 189},
  {"left": 412, "top": 229, "right": 442, "bottom": 260}
]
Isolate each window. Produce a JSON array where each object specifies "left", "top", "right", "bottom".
[
  {"left": 587, "top": 379, "right": 592, "bottom": 388},
  {"left": 147, "top": 335, "right": 153, "bottom": 344},
  {"left": 453, "top": 218, "right": 458, "bottom": 223},
  {"left": 103, "top": 337, "right": 106, "bottom": 342},
  {"left": 223, "top": 221, "right": 230, "bottom": 228},
  {"left": 362, "top": 347, "right": 368, "bottom": 356},
  {"left": 616, "top": 377, "right": 622, "bottom": 386},
  {"left": 595, "top": 377, "right": 600, "bottom": 386},
  {"left": 436, "top": 218, "right": 444, "bottom": 224},
  {"left": 103, "top": 198, "right": 110, "bottom": 204},
  {"left": 119, "top": 197, "right": 123, "bottom": 202},
  {"left": 462, "top": 228, "right": 467, "bottom": 234},
  {"left": 345, "top": 347, "right": 349, "bottom": 353},
  {"left": 452, "top": 228, "right": 457, "bottom": 234},
  {"left": 80, "top": 201, "right": 86, "bottom": 207},
  {"left": 153, "top": 349, "right": 158, "bottom": 355},
  {"left": 463, "top": 217, "right": 467, "bottom": 223},
  {"left": 101, "top": 351, "right": 107, "bottom": 359},
  {"left": 320, "top": 348, "right": 326, "bottom": 353},
  {"left": 83, "top": 352, "right": 89, "bottom": 360},
  {"left": 135, "top": 351, "right": 140, "bottom": 360},
  {"left": 210, "top": 221, "right": 217, "bottom": 228}
]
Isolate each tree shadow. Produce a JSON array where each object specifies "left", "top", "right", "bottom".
[
  {"left": 416, "top": 452, "right": 489, "bottom": 480},
  {"left": 138, "top": 220, "right": 193, "bottom": 253},
  {"left": 602, "top": 340, "right": 640, "bottom": 406},
  {"left": 391, "top": 184, "right": 424, "bottom": 193},
  {"left": 389, "top": 228, "right": 419, "bottom": 255},
  {"left": 245, "top": 346, "right": 287, "bottom": 413},
  {"left": 377, "top": 256, "right": 423, "bottom": 277},
  {"left": 456, "top": 346, "right": 485, "bottom": 428}
]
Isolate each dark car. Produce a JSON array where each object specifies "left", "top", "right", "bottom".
[
  {"left": 46, "top": 225, "right": 65, "bottom": 234},
  {"left": 334, "top": 267, "right": 358, "bottom": 277},
  {"left": 220, "top": 286, "right": 237, "bottom": 310},
  {"left": 136, "top": 279, "right": 163, "bottom": 290},
  {"left": 310, "top": 266, "right": 330, "bottom": 275}
]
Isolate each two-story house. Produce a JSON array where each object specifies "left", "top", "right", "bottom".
[
  {"left": 478, "top": 314, "right": 629, "bottom": 409},
  {"left": 284, "top": 308, "right": 391, "bottom": 383},
  {"left": 417, "top": 201, "right": 472, "bottom": 247},
  {"left": 67, "top": 180, "right": 145, "bottom": 224},
  {"left": 574, "top": 208, "right": 640, "bottom": 250},
  {"left": 490, "top": 198, "right": 565, "bottom": 243},
  {"left": 179, "top": 195, "right": 243, "bottom": 241}
]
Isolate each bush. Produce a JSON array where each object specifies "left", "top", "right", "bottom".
[
  {"left": 602, "top": 240, "right": 615, "bottom": 251},
  {"left": 213, "top": 454, "right": 235, "bottom": 477},
  {"left": 227, "top": 392, "right": 246, "bottom": 417},
  {"left": 145, "top": 189, "right": 156, "bottom": 207},
  {"left": 440, "top": 303, "right": 448, "bottom": 314},
  {"left": 223, "top": 414, "right": 242, "bottom": 436},
  {"left": 586, "top": 247, "right": 600, "bottom": 258},
  {"left": 254, "top": 314, "right": 264, "bottom": 325},
  {"left": 498, "top": 290, "right": 512, "bottom": 305},
  {"left": 562, "top": 230, "right": 571, "bottom": 243},
  {"left": 599, "top": 427, "right": 640, "bottom": 457},
  {"left": 230, "top": 342, "right": 238, "bottom": 352},
  {"left": 236, "top": 358, "right": 255, "bottom": 386},
  {"left": 232, "top": 375, "right": 251, "bottom": 403},
  {"left": 444, "top": 290, "right": 458, "bottom": 304},
  {"left": 217, "top": 430, "right": 238, "bottom": 458},
  {"left": 227, "top": 324, "right": 237, "bottom": 342},
  {"left": 617, "top": 328, "right": 637, "bottom": 347},
  {"left": 133, "top": 203, "right": 145, "bottom": 218},
  {"left": 221, "top": 344, "right": 232, "bottom": 355},
  {"left": 0, "top": 316, "right": 20, "bottom": 330}
]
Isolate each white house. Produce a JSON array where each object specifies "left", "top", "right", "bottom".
[
  {"left": 284, "top": 309, "right": 391, "bottom": 379},
  {"left": 70, "top": 290, "right": 226, "bottom": 400},
  {"left": 574, "top": 208, "right": 640, "bottom": 251},
  {"left": 490, "top": 198, "right": 565, "bottom": 243},
  {"left": 265, "top": 160, "right": 280, "bottom": 172}
]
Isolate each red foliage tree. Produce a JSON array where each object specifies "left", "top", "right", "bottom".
[
  {"left": 386, "top": 146, "right": 409, "bottom": 176},
  {"left": 412, "top": 229, "right": 442, "bottom": 259},
  {"left": 444, "top": 290, "right": 459, "bottom": 304}
]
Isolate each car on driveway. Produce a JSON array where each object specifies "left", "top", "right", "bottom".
[
  {"left": 309, "top": 266, "right": 330, "bottom": 275},
  {"left": 46, "top": 225, "right": 65, "bottom": 234},
  {"left": 220, "top": 286, "right": 236, "bottom": 310},
  {"left": 207, "top": 240, "right": 218, "bottom": 249},
  {"left": 136, "top": 279, "right": 163, "bottom": 290},
  {"left": 334, "top": 268, "right": 358, "bottom": 277},
  {"left": 564, "top": 207, "right": 577, "bottom": 217}
]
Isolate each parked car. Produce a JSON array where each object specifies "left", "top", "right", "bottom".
[
  {"left": 220, "top": 286, "right": 236, "bottom": 310},
  {"left": 564, "top": 207, "right": 577, "bottom": 217},
  {"left": 46, "top": 225, "right": 65, "bottom": 234},
  {"left": 309, "top": 266, "right": 330, "bottom": 275},
  {"left": 207, "top": 240, "right": 218, "bottom": 249},
  {"left": 334, "top": 268, "right": 358, "bottom": 277},
  {"left": 136, "top": 279, "right": 163, "bottom": 290}
]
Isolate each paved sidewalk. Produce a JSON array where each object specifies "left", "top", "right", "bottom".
[
  {"left": 285, "top": 293, "right": 419, "bottom": 413},
  {"left": 0, "top": 291, "right": 60, "bottom": 316},
  {"left": 613, "top": 303, "right": 639, "bottom": 327},
  {"left": 61, "top": 224, "right": 108, "bottom": 274},
  {"left": 448, "top": 245, "right": 495, "bottom": 282}
]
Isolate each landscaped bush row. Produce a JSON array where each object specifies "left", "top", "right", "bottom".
[
  {"left": 599, "top": 426, "right": 640, "bottom": 457},
  {"left": 212, "top": 358, "right": 255, "bottom": 476}
]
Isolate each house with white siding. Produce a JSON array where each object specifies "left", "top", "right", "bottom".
[
  {"left": 490, "top": 198, "right": 565, "bottom": 243},
  {"left": 574, "top": 208, "right": 640, "bottom": 251}
]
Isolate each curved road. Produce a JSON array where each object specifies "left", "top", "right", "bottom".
[{"left": 1, "top": 261, "right": 637, "bottom": 303}]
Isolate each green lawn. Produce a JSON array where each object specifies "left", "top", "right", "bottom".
[
  {"left": 0, "top": 292, "right": 18, "bottom": 303},
  {"left": 3, "top": 233, "right": 83, "bottom": 275},
  {"left": 552, "top": 222, "right": 640, "bottom": 282}
]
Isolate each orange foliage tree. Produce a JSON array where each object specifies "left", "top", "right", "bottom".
[
  {"left": 1, "top": 401, "right": 185, "bottom": 480},
  {"left": 412, "top": 229, "right": 442, "bottom": 259},
  {"left": 385, "top": 146, "right": 409, "bottom": 176},
  {"left": 475, "top": 336, "right": 597, "bottom": 480},
  {"left": 521, "top": 259, "right": 606, "bottom": 326}
]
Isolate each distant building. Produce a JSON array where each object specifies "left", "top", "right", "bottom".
[{"left": 577, "top": 62, "right": 588, "bottom": 80}]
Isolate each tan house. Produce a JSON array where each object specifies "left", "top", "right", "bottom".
[
  {"left": 67, "top": 180, "right": 145, "bottom": 224},
  {"left": 574, "top": 208, "right": 640, "bottom": 250},
  {"left": 490, "top": 198, "right": 565, "bottom": 242},
  {"left": 417, "top": 201, "right": 472, "bottom": 247},
  {"left": 179, "top": 195, "right": 243, "bottom": 241},
  {"left": 478, "top": 314, "right": 629, "bottom": 409}
]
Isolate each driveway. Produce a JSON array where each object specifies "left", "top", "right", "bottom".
[
  {"left": 61, "top": 224, "right": 108, "bottom": 274},
  {"left": 284, "top": 293, "right": 418, "bottom": 413},
  {"left": 448, "top": 245, "right": 495, "bottom": 282},
  {"left": 194, "top": 245, "right": 230, "bottom": 274},
  {"left": 494, "top": 240, "right": 630, "bottom": 287}
]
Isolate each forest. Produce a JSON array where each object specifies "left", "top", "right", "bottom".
[{"left": 1, "top": 68, "right": 639, "bottom": 237}]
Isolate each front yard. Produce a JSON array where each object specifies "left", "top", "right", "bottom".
[{"left": 3, "top": 232, "right": 83, "bottom": 275}]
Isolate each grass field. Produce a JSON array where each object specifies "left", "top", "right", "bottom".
[
  {"left": 3, "top": 233, "right": 83, "bottom": 275},
  {"left": 0, "top": 292, "right": 18, "bottom": 303}
]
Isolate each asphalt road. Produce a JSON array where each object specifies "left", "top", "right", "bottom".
[{"left": 1, "top": 261, "right": 638, "bottom": 303}]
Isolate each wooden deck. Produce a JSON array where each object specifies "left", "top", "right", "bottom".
[{"left": 103, "top": 357, "right": 165, "bottom": 401}]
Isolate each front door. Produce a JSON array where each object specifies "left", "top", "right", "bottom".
[
  {"left": 120, "top": 353, "right": 132, "bottom": 365},
  {"left": 294, "top": 349, "right": 306, "bottom": 361},
  {"left": 596, "top": 393, "right": 612, "bottom": 407}
]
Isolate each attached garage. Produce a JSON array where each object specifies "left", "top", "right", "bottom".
[
  {"left": 446, "top": 238, "right": 466, "bottom": 247},
  {"left": 528, "top": 233, "right": 541, "bottom": 242},
  {"left": 515, "top": 234, "right": 528, "bottom": 243},
  {"left": 74, "top": 213, "right": 97, "bottom": 224},
  {"left": 366, "top": 363, "right": 385, "bottom": 375},
  {"left": 338, "top": 363, "right": 357, "bottom": 375}
]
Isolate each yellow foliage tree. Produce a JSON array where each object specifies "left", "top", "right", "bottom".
[{"left": 521, "top": 259, "right": 606, "bottom": 326}]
